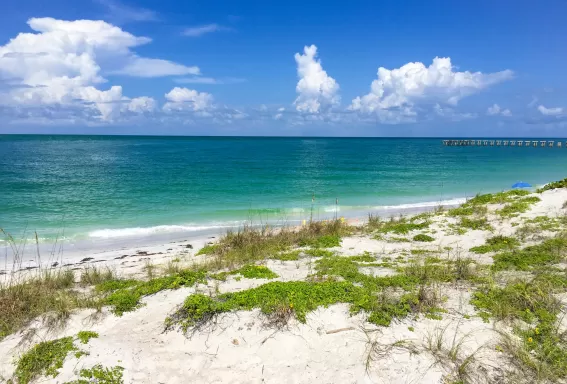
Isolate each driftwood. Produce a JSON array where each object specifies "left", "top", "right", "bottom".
[{"left": 325, "top": 327, "right": 355, "bottom": 335}]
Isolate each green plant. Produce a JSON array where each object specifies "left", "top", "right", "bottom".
[
  {"left": 165, "top": 281, "right": 364, "bottom": 332},
  {"left": 103, "top": 270, "right": 207, "bottom": 315},
  {"left": 492, "top": 235, "right": 567, "bottom": 271},
  {"left": 196, "top": 244, "right": 220, "bottom": 256},
  {"left": 349, "top": 252, "right": 376, "bottom": 262},
  {"left": 469, "top": 235, "right": 520, "bottom": 254},
  {"left": 13, "top": 337, "right": 77, "bottom": 384},
  {"left": 236, "top": 265, "right": 278, "bottom": 279},
  {"left": 300, "top": 234, "right": 341, "bottom": 248},
  {"left": 537, "top": 177, "right": 567, "bottom": 193},
  {"left": 413, "top": 234, "right": 434, "bottom": 242},
  {"left": 271, "top": 250, "right": 300, "bottom": 261},
  {"left": 471, "top": 276, "right": 567, "bottom": 381},
  {"left": 77, "top": 331, "right": 99, "bottom": 344},
  {"left": 65, "top": 365, "right": 124, "bottom": 384},
  {"left": 459, "top": 217, "right": 492, "bottom": 231},
  {"left": 497, "top": 197, "right": 541, "bottom": 218},
  {"left": 303, "top": 248, "right": 335, "bottom": 257}
]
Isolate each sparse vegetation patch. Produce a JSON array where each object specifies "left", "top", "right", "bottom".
[{"left": 14, "top": 336, "right": 77, "bottom": 384}]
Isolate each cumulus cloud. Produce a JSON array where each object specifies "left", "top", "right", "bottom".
[
  {"left": 111, "top": 58, "right": 200, "bottom": 77},
  {"left": 538, "top": 105, "right": 564, "bottom": 116},
  {"left": 0, "top": 17, "right": 201, "bottom": 121},
  {"left": 487, "top": 103, "right": 511, "bottom": 116},
  {"left": 126, "top": 96, "right": 157, "bottom": 113},
  {"left": 163, "top": 87, "right": 214, "bottom": 111},
  {"left": 183, "top": 24, "right": 231, "bottom": 37},
  {"left": 294, "top": 45, "right": 340, "bottom": 113},
  {"left": 350, "top": 57, "right": 513, "bottom": 115}
]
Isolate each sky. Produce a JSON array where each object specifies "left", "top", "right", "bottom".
[{"left": 0, "top": 0, "right": 566, "bottom": 136}]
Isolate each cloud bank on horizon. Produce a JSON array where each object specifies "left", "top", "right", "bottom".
[{"left": 0, "top": 13, "right": 563, "bottom": 131}]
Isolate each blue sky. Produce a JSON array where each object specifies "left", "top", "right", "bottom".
[{"left": 0, "top": 0, "right": 565, "bottom": 136}]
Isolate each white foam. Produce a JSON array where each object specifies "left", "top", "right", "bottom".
[
  {"left": 374, "top": 197, "right": 467, "bottom": 210},
  {"left": 323, "top": 205, "right": 341, "bottom": 213},
  {"left": 88, "top": 223, "right": 242, "bottom": 239}
]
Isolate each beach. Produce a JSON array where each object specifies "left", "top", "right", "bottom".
[{"left": 2, "top": 182, "right": 567, "bottom": 383}]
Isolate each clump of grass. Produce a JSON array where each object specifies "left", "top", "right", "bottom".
[
  {"left": 80, "top": 266, "right": 115, "bottom": 286},
  {"left": 0, "top": 269, "right": 77, "bottom": 340},
  {"left": 198, "top": 220, "right": 349, "bottom": 269},
  {"left": 349, "top": 252, "right": 376, "bottom": 262},
  {"left": 413, "top": 234, "right": 434, "bottom": 242},
  {"left": 303, "top": 248, "right": 335, "bottom": 257},
  {"left": 66, "top": 364, "right": 124, "bottom": 384},
  {"left": 299, "top": 234, "right": 341, "bottom": 248},
  {"left": 377, "top": 218, "right": 431, "bottom": 235},
  {"left": 235, "top": 265, "right": 278, "bottom": 279},
  {"left": 497, "top": 196, "right": 541, "bottom": 218},
  {"left": 516, "top": 216, "right": 566, "bottom": 241},
  {"left": 77, "top": 331, "right": 99, "bottom": 344},
  {"left": 492, "top": 235, "right": 567, "bottom": 271},
  {"left": 13, "top": 336, "right": 77, "bottom": 384},
  {"left": 271, "top": 250, "right": 300, "bottom": 261},
  {"left": 388, "top": 236, "right": 410, "bottom": 243},
  {"left": 467, "top": 189, "right": 531, "bottom": 206},
  {"left": 460, "top": 217, "right": 492, "bottom": 231},
  {"left": 209, "top": 264, "right": 278, "bottom": 281},
  {"left": 471, "top": 276, "right": 567, "bottom": 381},
  {"left": 448, "top": 204, "right": 488, "bottom": 217},
  {"left": 102, "top": 269, "right": 207, "bottom": 315},
  {"left": 196, "top": 244, "right": 220, "bottom": 256},
  {"left": 537, "top": 177, "right": 567, "bottom": 193},
  {"left": 424, "top": 323, "right": 483, "bottom": 383},
  {"left": 164, "top": 260, "right": 182, "bottom": 275},
  {"left": 469, "top": 235, "right": 520, "bottom": 254}
]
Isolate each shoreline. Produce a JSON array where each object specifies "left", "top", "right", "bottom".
[{"left": 1, "top": 194, "right": 472, "bottom": 271}]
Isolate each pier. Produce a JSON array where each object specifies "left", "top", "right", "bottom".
[{"left": 442, "top": 140, "right": 564, "bottom": 147}]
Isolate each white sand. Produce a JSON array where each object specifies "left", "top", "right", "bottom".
[{"left": 1, "top": 188, "right": 567, "bottom": 383}]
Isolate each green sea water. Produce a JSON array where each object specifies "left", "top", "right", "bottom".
[{"left": 1, "top": 135, "right": 567, "bottom": 243}]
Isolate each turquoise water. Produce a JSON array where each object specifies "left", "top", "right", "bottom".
[{"left": 1, "top": 135, "right": 567, "bottom": 242}]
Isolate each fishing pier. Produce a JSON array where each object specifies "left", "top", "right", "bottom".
[{"left": 442, "top": 140, "right": 565, "bottom": 147}]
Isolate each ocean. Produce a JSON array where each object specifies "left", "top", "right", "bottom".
[{"left": 1, "top": 135, "right": 567, "bottom": 249}]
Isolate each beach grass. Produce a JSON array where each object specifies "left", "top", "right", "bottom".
[{"left": 196, "top": 220, "right": 350, "bottom": 269}]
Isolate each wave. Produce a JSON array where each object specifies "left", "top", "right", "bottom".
[
  {"left": 374, "top": 197, "right": 467, "bottom": 210},
  {"left": 88, "top": 223, "right": 243, "bottom": 239}
]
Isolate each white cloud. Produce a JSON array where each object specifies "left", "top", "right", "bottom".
[
  {"left": 487, "top": 103, "right": 511, "bottom": 116},
  {"left": 126, "top": 96, "right": 156, "bottom": 113},
  {"left": 111, "top": 58, "right": 200, "bottom": 77},
  {"left": 538, "top": 105, "right": 564, "bottom": 116},
  {"left": 163, "top": 87, "right": 214, "bottom": 111},
  {"left": 294, "top": 45, "right": 340, "bottom": 113},
  {"left": 350, "top": 57, "right": 513, "bottom": 115},
  {"left": 0, "top": 17, "right": 200, "bottom": 121},
  {"left": 183, "top": 24, "right": 231, "bottom": 37}
]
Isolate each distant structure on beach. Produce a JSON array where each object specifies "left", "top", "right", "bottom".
[{"left": 442, "top": 140, "right": 565, "bottom": 147}]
